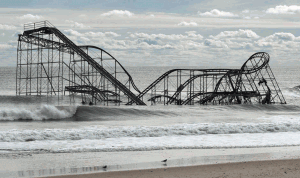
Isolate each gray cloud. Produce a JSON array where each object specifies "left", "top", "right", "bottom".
[
  {"left": 210, "top": 29, "right": 260, "bottom": 39},
  {"left": 64, "top": 29, "right": 120, "bottom": 38},
  {"left": 130, "top": 32, "right": 203, "bottom": 40},
  {"left": 101, "top": 10, "right": 134, "bottom": 17},
  {"left": 198, "top": 9, "right": 238, "bottom": 17},
  {"left": 0, "top": 44, "right": 14, "bottom": 49},
  {"left": 65, "top": 20, "right": 91, "bottom": 29},
  {"left": 0, "top": 24, "right": 16, "bottom": 30},
  {"left": 18, "top": 14, "right": 43, "bottom": 20},
  {"left": 177, "top": 21, "right": 198, "bottom": 26},
  {"left": 266, "top": 5, "right": 300, "bottom": 14}
]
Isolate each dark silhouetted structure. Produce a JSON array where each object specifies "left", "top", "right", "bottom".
[
  {"left": 16, "top": 21, "right": 144, "bottom": 106},
  {"left": 16, "top": 21, "right": 286, "bottom": 106}
]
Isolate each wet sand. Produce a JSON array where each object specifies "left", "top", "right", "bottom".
[
  {"left": 1, "top": 146, "right": 300, "bottom": 177},
  {"left": 48, "top": 159, "right": 300, "bottom": 178}
]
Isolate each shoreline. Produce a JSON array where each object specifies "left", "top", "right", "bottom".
[
  {"left": 47, "top": 159, "right": 300, "bottom": 178},
  {"left": 1, "top": 146, "right": 300, "bottom": 177}
]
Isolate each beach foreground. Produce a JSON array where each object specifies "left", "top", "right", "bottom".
[
  {"left": 1, "top": 146, "right": 300, "bottom": 177},
  {"left": 50, "top": 159, "right": 300, "bottom": 178}
]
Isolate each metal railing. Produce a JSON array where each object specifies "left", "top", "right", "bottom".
[{"left": 24, "top": 20, "right": 56, "bottom": 31}]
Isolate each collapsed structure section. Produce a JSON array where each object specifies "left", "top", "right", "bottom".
[
  {"left": 16, "top": 21, "right": 145, "bottom": 105},
  {"left": 16, "top": 21, "right": 286, "bottom": 106},
  {"left": 132, "top": 52, "right": 286, "bottom": 105}
]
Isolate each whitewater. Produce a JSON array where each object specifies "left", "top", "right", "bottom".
[{"left": 1, "top": 66, "right": 300, "bottom": 153}]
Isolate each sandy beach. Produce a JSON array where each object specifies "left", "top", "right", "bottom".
[
  {"left": 1, "top": 146, "right": 300, "bottom": 177},
  {"left": 49, "top": 159, "right": 300, "bottom": 178}
]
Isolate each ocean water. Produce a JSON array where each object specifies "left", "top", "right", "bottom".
[{"left": 1, "top": 66, "right": 300, "bottom": 153}]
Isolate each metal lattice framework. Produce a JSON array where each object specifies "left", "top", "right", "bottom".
[
  {"left": 16, "top": 21, "right": 144, "bottom": 105},
  {"left": 16, "top": 21, "right": 286, "bottom": 106},
  {"left": 130, "top": 52, "right": 286, "bottom": 105}
]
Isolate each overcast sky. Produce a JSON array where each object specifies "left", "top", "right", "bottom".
[{"left": 0, "top": 0, "right": 300, "bottom": 66}]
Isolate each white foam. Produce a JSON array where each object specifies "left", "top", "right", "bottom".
[
  {"left": 2, "top": 132, "right": 300, "bottom": 152},
  {"left": 0, "top": 105, "right": 77, "bottom": 121},
  {"left": 2, "top": 115, "right": 300, "bottom": 142},
  {"left": 282, "top": 90, "right": 300, "bottom": 98}
]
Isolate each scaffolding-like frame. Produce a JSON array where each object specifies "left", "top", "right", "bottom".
[
  {"left": 16, "top": 21, "right": 144, "bottom": 105},
  {"left": 16, "top": 21, "right": 286, "bottom": 106}
]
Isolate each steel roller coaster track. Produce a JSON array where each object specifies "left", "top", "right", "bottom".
[{"left": 16, "top": 21, "right": 286, "bottom": 106}]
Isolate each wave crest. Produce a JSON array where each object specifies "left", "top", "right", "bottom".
[
  {"left": 0, "top": 105, "right": 76, "bottom": 121},
  {"left": 2, "top": 117, "right": 300, "bottom": 142}
]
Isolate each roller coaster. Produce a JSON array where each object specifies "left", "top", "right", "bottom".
[{"left": 16, "top": 21, "right": 286, "bottom": 105}]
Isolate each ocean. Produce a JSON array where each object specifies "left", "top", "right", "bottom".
[{"left": 1, "top": 66, "right": 300, "bottom": 153}]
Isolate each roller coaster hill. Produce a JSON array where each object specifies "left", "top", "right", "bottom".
[{"left": 16, "top": 21, "right": 286, "bottom": 106}]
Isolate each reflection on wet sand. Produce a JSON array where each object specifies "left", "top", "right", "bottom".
[
  {"left": 16, "top": 166, "right": 105, "bottom": 177},
  {"left": 9, "top": 151, "right": 296, "bottom": 178}
]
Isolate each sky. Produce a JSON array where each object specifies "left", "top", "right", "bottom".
[{"left": 0, "top": 0, "right": 300, "bottom": 66}]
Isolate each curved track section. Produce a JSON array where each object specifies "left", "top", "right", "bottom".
[
  {"left": 183, "top": 52, "right": 285, "bottom": 105},
  {"left": 79, "top": 45, "right": 141, "bottom": 94},
  {"left": 17, "top": 21, "right": 145, "bottom": 105},
  {"left": 126, "top": 69, "right": 232, "bottom": 105},
  {"left": 166, "top": 73, "right": 228, "bottom": 105},
  {"left": 129, "top": 52, "right": 285, "bottom": 105},
  {"left": 148, "top": 95, "right": 181, "bottom": 104},
  {"left": 241, "top": 52, "right": 270, "bottom": 74},
  {"left": 16, "top": 21, "right": 286, "bottom": 106}
]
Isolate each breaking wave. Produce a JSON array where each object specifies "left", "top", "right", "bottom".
[
  {"left": 1, "top": 115, "right": 300, "bottom": 142},
  {"left": 283, "top": 86, "right": 300, "bottom": 98},
  {"left": 0, "top": 105, "right": 77, "bottom": 121}
]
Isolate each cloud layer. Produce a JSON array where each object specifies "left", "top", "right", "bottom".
[
  {"left": 101, "top": 10, "right": 134, "bottom": 17},
  {"left": 0, "top": 24, "right": 16, "bottom": 30},
  {"left": 2, "top": 7, "right": 300, "bottom": 66},
  {"left": 178, "top": 21, "right": 198, "bottom": 26},
  {"left": 266, "top": 5, "right": 300, "bottom": 14},
  {"left": 198, "top": 9, "right": 238, "bottom": 17},
  {"left": 58, "top": 27, "right": 300, "bottom": 66},
  {"left": 211, "top": 29, "right": 260, "bottom": 39},
  {"left": 18, "top": 14, "right": 43, "bottom": 20}
]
